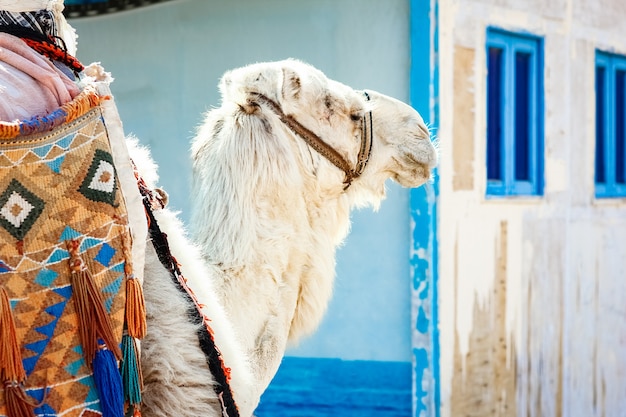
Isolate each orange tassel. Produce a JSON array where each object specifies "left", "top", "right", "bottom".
[
  {"left": 4, "top": 382, "right": 36, "bottom": 417},
  {"left": 119, "top": 230, "right": 146, "bottom": 340},
  {"left": 0, "top": 288, "right": 25, "bottom": 383},
  {"left": 125, "top": 278, "right": 146, "bottom": 340},
  {"left": 0, "top": 288, "right": 35, "bottom": 417},
  {"left": 67, "top": 240, "right": 122, "bottom": 365},
  {"left": 132, "top": 406, "right": 142, "bottom": 417}
]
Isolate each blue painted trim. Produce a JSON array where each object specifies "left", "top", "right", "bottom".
[
  {"left": 595, "top": 50, "right": 626, "bottom": 198},
  {"left": 256, "top": 357, "right": 411, "bottom": 417},
  {"left": 409, "top": 0, "right": 439, "bottom": 416},
  {"left": 485, "top": 28, "right": 544, "bottom": 197}
]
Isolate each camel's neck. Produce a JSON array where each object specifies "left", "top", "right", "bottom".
[
  {"left": 211, "top": 184, "right": 350, "bottom": 323},
  {"left": 193, "top": 177, "right": 351, "bottom": 388},
  {"left": 190, "top": 109, "right": 355, "bottom": 393}
]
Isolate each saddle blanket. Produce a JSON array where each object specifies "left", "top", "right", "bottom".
[{"left": 0, "top": 83, "right": 146, "bottom": 417}]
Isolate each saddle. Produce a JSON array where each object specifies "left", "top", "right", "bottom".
[{"left": 0, "top": 82, "right": 148, "bottom": 417}]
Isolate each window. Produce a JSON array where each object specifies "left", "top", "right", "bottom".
[
  {"left": 486, "top": 29, "right": 544, "bottom": 196},
  {"left": 595, "top": 51, "right": 626, "bottom": 198}
]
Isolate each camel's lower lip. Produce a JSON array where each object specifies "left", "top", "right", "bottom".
[
  {"left": 392, "top": 163, "right": 432, "bottom": 188},
  {"left": 391, "top": 143, "right": 437, "bottom": 187}
]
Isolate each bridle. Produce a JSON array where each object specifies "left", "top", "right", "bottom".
[{"left": 254, "top": 91, "right": 373, "bottom": 189}]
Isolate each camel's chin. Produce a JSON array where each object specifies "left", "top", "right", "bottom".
[
  {"left": 390, "top": 143, "right": 437, "bottom": 188},
  {"left": 392, "top": 166, "right": 431, "bottom": 188},
  {"left": 393, "top": 176, "right": 430, "bottom": 189}
]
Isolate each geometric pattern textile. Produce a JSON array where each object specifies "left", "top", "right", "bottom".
[
  {"left": 0, "top": 178, "right": 45, "bottom": 240},
  {"left": 0, "top": 107, "right": 133, "bottom": 417}
]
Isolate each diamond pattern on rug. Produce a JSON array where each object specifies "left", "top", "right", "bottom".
[
  {"left": 0, "top": 179, "right": 45, "bottom": 240},
  {"left": 78, "top": 149, "right": 118, "bottom": 206},
  {"left": 94, "top": 242, "right": 115, "bottom": 267},
  {"left": 34, "top": 269, "right": 59, "bottom": 287}
]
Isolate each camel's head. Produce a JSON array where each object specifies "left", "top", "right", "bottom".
[{"left": 216, "top": 59, "right": 437, "bottom": 205}]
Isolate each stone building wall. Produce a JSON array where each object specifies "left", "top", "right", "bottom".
[{"left": 437, "top": 0, "right": 626, "bottom": 415}]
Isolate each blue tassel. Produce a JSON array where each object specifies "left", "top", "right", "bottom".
[
  {"left": 92, "top": 344, "right": 125, "bottom": 417},
  {"left": 120, "top": 335, "right": 142, "bottom": 406}
]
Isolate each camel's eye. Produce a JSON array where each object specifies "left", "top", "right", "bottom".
[{"left": 350, "top": 113, "right": 361, "bottom": 122}]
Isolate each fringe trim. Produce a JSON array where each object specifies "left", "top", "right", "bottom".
[
  {"left": 92, "top": 346, "right": 124, "bottom": 417},
  {"left": 120, "top": 334, "right": 143, "bottom": 406},
  {"left": 66, "top": 239, "right": 122, "bottom": 365},
  {"left": 0, "top": 86, "right": 106, "bottom": 140},
  {"left": 0, "top": 288, "right": 36, "bottom": 417},
  {"left": 0, "top": 288, "right": 25, "bottom": 383},
  {"left": 125, "top": 278, "right": 147, "bottom": 340},
  {"left": 3, "top": 383, "right": 36, "bottom": 417}
]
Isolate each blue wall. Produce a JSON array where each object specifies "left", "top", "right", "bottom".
[
  {"left": 70, "top": 0, "right": 426, "bottom": 414},
  {"left": 287, "top": 184, "right": 412, "bottom": 362},
  {"left": 256, "top": 358, "right": 411, "bottom": 417}
]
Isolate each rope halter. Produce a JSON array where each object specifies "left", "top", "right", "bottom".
[{"left": 254, "top": 91, "right": 373, "bottom": 189}]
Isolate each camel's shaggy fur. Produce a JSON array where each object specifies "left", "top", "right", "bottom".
[
  {"left": 133, "top": 59, "right": 436, "bottom": 416},
  {"left": 127, "top": 142, "right": 255, "bottom": 416}
]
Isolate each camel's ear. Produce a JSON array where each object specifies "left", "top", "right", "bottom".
[
  {"left": 281, "top": 67, "right": 301, "bottom": 102},
  {"left": 219, "top": 64, "right": 282, "bottom": 113},
  {"left": 219, "top": 69, "right": 263, "bottom": 114},
  {"left": 218, "top": 71, "right": 235, "bottom": 101}
]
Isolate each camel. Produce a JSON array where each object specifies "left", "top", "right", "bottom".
[
  {"left": 0, "top": 3, "right": 436, "bottom": 413},
  {"left": 134, "top": 59, "right": 437, "bottom": 417}
]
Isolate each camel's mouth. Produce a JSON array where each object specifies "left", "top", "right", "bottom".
[{"left": 391, "top": 140, "right": 438, "bottom": 188}]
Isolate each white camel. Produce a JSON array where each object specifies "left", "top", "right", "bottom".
[{"left": 134, "top": 59, "right": 437, "bottom": 417}]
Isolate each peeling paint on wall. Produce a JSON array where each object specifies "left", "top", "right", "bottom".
[
  {"left": 519, "top": 217, "right": 564, "bottom": 417},
  {"left": 410, "top": 0, "right": 440, "bottom": 415},
  {"left": 410, "top": 181, "right": 439, "bottom": 417},
  {"left": 453, "top": 46, "right": 475, "bottom": 191},
  {"left": 451, "top": 221, "right": 517, "bottom": 417}
]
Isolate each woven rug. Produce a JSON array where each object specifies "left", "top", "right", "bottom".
[{"left": 0, "top": 85, "right": 144, "bottom": 417}]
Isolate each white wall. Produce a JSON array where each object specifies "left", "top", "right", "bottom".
[
  {"left": 438, "top": 0, "right": 626, "bottom": 415},
  {"left": 71, "top": 0, "right": 415, "bottom": 362}
]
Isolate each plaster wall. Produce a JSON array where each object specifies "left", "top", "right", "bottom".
[{"left": 438, "top": 0, "right": 626, "bottom": 415}]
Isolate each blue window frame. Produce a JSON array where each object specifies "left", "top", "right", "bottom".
[
  {"left": 486, "top": 28, "right": 544, "bottom": 196},
  {"left": 595, "top": 51, "right": 626, "bottom": 198}
]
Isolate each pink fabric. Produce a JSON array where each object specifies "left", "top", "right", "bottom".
[{"left": 0, "top": 32, "right": 80, "bottom": 122}]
